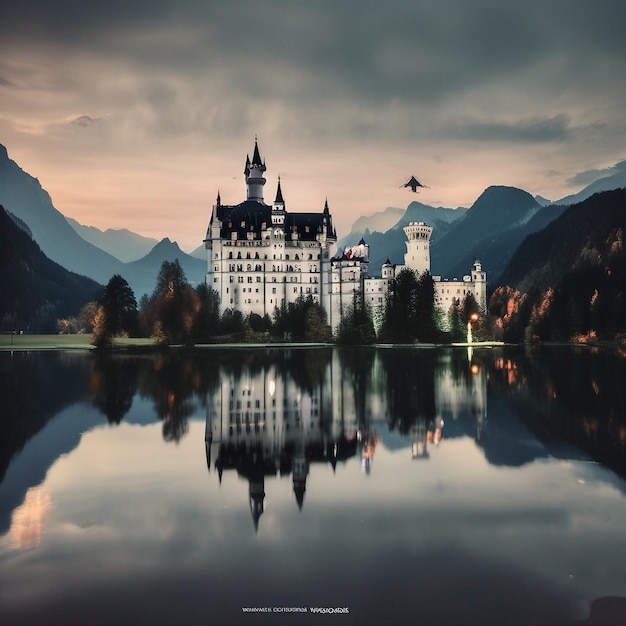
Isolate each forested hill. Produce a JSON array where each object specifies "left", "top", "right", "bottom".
[
  {"left": 499, "top": 189, "right": 626, "bottom": 292},
  {"left": 0, "top": 205, "right": 103, "bottom": 332},
  {"left": 491, "top": 189, "right": 626, "bottom": 341}
]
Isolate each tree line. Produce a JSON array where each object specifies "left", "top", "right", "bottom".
[{"left": 83, "top": 260, "right": 489, "bottom": 348}]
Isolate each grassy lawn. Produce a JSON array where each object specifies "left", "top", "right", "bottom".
[{"left": 0, "top": 334, "right": 156, "bottom": 350}]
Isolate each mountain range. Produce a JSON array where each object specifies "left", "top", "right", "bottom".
[
  {"left": 340, "top": 164, "right": 626, "bottom": 282},
  {"left": 0, "top": 143, "right": 205, "bottom": 299},
  {"left": 2, "top": 139, "right": 625, "bottom": 321}
]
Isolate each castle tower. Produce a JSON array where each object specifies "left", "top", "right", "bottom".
[
  {"left": 272, "top": 177, "right": 286, "bottom": 227},
  {"left": 403, "top": 221, "right": 433, "bottom": 275},
  {"left": 471, "top": 259, "right": 487, "bottom": 311},
  {"left": 245, "top": 139, "right": 266, "bottom": 202}
]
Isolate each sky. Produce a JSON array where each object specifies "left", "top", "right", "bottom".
[{"left": 1, "top": 0, "right": 626, "bottom": 251}]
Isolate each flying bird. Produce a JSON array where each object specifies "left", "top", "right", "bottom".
[{"left": 401, "top": 175, "right": 428, "bottom": 193}]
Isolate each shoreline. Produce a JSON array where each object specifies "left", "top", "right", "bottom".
[{"left": 2, "top": 334, "right": 625, "bottom": 352}]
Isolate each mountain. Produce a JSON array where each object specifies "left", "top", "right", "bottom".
[
  {"left": 494, "top": 189, "right": 626, "bottom": 341},
  {"left": 0, "top": 143, "right": 124, "bottom": 284},
  {"left": 124, "top": 238, "right": 206, "bottom": 300},
  {"left": 189, "top": 244, "right": 207, "bottom": 260},
  {"left": 0, "top": 143, "right": 205, "bottom": 302},
  {"left": 66, "top": 217, "right": 159, "bottom": 262},
  {"left": 0, "top": 204, "right": 103, "bottom": 332},
  {"left": 343, "top": 201, "right": 467, "bottom": 272},
  {"left": 499, "top": 189, "right": 626, "bottom": 293},
  {"left": 337, "top": 206, "right": 405, "bottom": 250},
  {"left": 431, "top": 186, "right": 566, "bottom": 281},
  {"left": 556, "top": 160, "right": 626, "bottom": 206}
]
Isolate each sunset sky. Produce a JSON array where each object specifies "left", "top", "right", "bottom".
[{"left": 1, "top": 1, "right": 625, "bottom": 251}]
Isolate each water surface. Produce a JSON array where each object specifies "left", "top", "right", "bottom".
[{"left": 1, "top": 346, "right": 626, "bottom": 625}]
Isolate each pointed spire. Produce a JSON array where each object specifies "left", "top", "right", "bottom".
[
  {"left": 252, "top": 139, "right": 262, "bottom": 166},
  {"left": 275, "top": 176, "right": 284, "bottom": 204},
  {"left": 244, "top": 154, "right": 250, "bottom": 177},
  {"left": 323, "top": 198, "right": 330, "bottom": 215},
  {"left": 216, "top": 190, "right": 221, "bottom": 206}
]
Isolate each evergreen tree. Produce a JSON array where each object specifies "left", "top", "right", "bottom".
[
  {"left": 190, "top": 283, "right": 220, "bottom": 343},
  {"left": 336, "top": 292, "right": 376, "bottom": 345}
]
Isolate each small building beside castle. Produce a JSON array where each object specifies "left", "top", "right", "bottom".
[{"left": 204, "top": 141, "right": 486, "bottom": 332}]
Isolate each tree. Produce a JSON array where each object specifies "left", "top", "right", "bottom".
[
  {"left": 149, "top": 260, "right": 196, "bottom": 344},
  {"left": 336, "top": 292, "right": 376, "bottom": 345},
  {"left": 272, "top": 295, "right": 331, "bottom": 342},
  {"left": 101, "top": 275, "right": 138, "bottom": 336},
  {"left": 190, "top": 283, "right": 220, "bottom": 343},
  {"left": 379, "top": 268, "right": 419, "bottom": 343},
  {"left": 92, "top": 275, "right": 138, "bottom": 348}
]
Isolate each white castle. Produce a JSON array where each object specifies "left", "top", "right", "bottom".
[{"left": 204, "top": 141, "right": 487, "bottom": 332}]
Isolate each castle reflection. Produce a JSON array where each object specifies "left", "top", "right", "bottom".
[{"left": 205, "top": 349, "right": 488, "bottom": 530}]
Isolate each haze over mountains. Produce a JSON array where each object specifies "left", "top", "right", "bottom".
[{"left": 0, "top": 143, "right": 205, "bottom": 299}]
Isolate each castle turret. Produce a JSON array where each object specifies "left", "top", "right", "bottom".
[
  {"left": 403, "top": 221, "right": 433, "bottom": 275},
  {"left": 245, "top": 139, "right": 266, "bottom": 202},
  {"left": 272, "top": 177, "right": 286, "bottom": 227},
  {"left": 471, "top": 259, "right": 487, "bottom": 311}
]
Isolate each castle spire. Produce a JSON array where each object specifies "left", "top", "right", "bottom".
[
  {"left": 245, "top": 138, "right": 267, "bottom": 202},
  {"left": 275, "top": 176, "right": 284, "bottom": 204}
]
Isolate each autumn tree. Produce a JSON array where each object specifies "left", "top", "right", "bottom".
[{"left": 147, "top": 260, "right": 197, "bottom": 344}]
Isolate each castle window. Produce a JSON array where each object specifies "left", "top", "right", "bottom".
[
  {"left": 237, "top": 252, "right": 241, "bottom": 259},
  {"left": 247, "top": 264, "right": 252, "bottom": 271},
  {"left": 229, "top": 252, "right": 233, "bottom": 259}
]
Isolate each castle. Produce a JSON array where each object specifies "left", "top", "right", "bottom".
[{"left": 204, "top": 141, "right": 486, "bottom": 332}]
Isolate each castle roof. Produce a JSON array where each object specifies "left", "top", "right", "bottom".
[{"left": 217, "top": 200, "right": 335, "bottom": 242}]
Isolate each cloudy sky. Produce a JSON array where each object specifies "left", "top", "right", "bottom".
[{"left": 1, "top": 0, "right": 625, "bottom": 250}]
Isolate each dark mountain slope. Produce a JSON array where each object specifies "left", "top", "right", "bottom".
[
  {"left": 0, "top": 143, "right": 124, "bottom": 284},
  {"left": 0, "top": 205, "right": 102, "bottom": 331},
  {"left": 499, "top": 189, "right": 626, "bottom": 293}
]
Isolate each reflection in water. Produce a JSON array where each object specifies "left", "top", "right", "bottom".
[
  {"left": 3, "top": 346, "right": 626, "bottom": 625},
  {"left": 9, "top": 485, "right": 52, "bottom": 549},
  {"left": 205, "top": 350, "right": 360, "bottom": 529},
  {"left": 204, "top": 348, "right": 489, "bottom": 529}
]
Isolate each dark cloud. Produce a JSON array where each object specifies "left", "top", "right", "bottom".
[
  {"left": 444, "top": 114, "right": 602, "bottom": 144},
  {"left": 70, "top": 115, "right": 100, "bottom": 128}
]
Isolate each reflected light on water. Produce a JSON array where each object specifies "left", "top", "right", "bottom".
[{"left": 9, "top": 485, "right": 52, "bottom": 549}]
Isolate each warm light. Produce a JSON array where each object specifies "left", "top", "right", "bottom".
[
  {"left": 470, "top": 364, "right": 480, "bottom": 375},
  {"left": 470, "top": 313, "right": 479, "bottom": 322},
  {"left": 9, "top": 485, "right": 52, "bottom": 548}
]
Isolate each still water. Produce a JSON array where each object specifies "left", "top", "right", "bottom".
[{"left": 1, "top": 345, "right": 626, "bottom": 625}]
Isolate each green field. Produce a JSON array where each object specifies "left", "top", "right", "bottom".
[{"left": 0, "top": 334, "right": 156, "bottom": 350}]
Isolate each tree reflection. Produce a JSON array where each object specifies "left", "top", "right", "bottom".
[
  {"left": 88, "top": 353, "right": 139, "bottom": 424},
  {"left": 489, "top": 345, "right": 626, "bottom": 478}
]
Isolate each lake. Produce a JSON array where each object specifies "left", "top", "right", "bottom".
[{"left": 1, "top": 345, "right": 626, "bottom": 625}]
